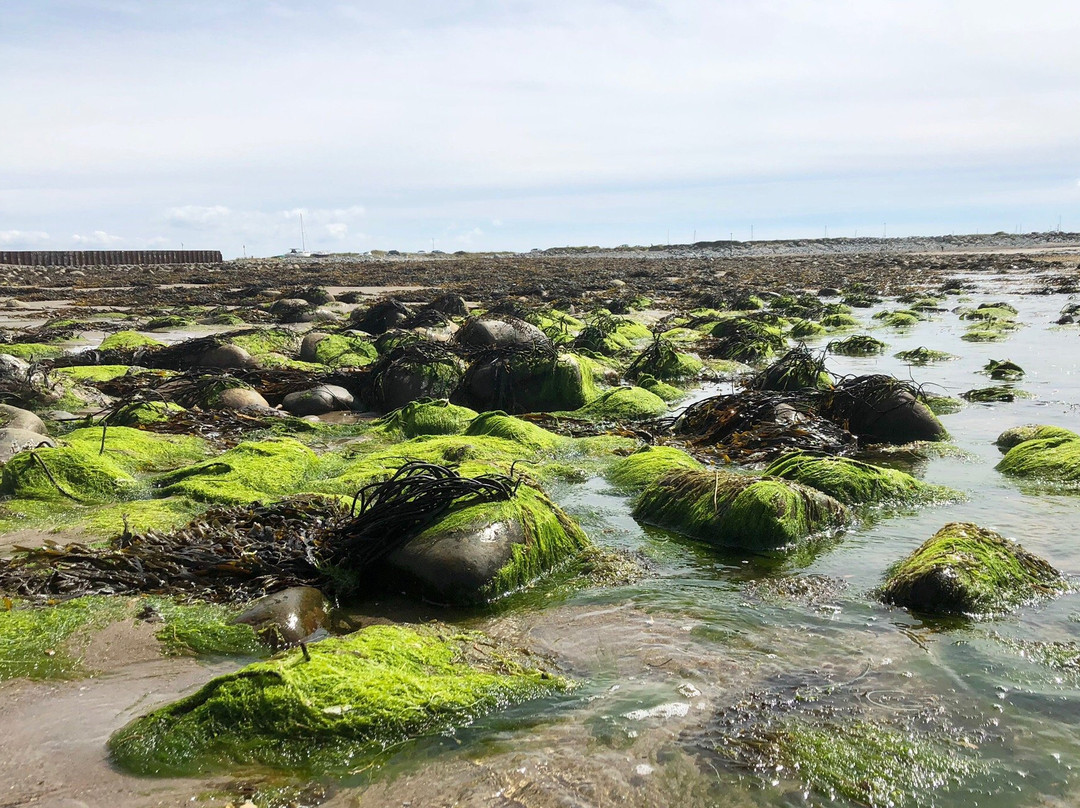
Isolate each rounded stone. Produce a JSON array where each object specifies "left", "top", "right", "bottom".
[
  {"left": 271, "top": 298, "right": 316, "bottom": 324},
  {"left": 198, "top": 344, "right": 257, "bottom": 369},
  {"left": 282, "top": 384, "right": 355, "bottom": 416},
  {"left": 232, "top": 586, "right": 329, "bottom": 649},
  {"left": 299, "top": 332, "right": 330, "bottom": 362},
  {"left": 456, "top": 316, "right": 552, "bottom": 350},
  {"left": 0, "top": 403, "right": 48, "bottom": 435},
  {"left": 0, "top": 428, "right": 55, "bottom": 461},
  {"left": 216, "top": 386, "right": 270, "bottom": 410}
]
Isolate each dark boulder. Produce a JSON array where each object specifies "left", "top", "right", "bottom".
[
  {"left": 282, "top": 384, "right": 355, "bottom": 416},
  {"left": 821, "top": 375, "right": 946, "bottom": 444},
  {"left": 455, "top": 316, "right": 553, "bottom": 351},
  {"left": 232, "top": 586, "right": 329, "bottom": 649}
]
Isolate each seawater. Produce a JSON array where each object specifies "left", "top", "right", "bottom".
[{"left": 346, "top": 292, "right": 1080, "bottom": 808}]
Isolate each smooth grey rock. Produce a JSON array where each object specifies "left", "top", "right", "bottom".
[
  {"left": 232, "top": 586, "right": 328, "bottom": 649},
  {"left": 282, "top": 384, "right": 354, "bottom": 416},
  {"left": 385, "top": 510, "right": 529, "bottom": 604},
  {"left": 313, "top": 307, "right": 341, "bottom": 323},
  {"left": 216, "top": 386, "right": 270, "bottom": 410},
  {"left": 198, "top": 344, "right": 256, "bottom": 369},
  {"left": 0, "top": 428, "right": 55, "bottom": 461},
  {"left": 455, "top": 316, "right": 552, "bottom": 350},
  {"left": 299, "top": 332, "right": 330, "bottom": 362},
  {"left": 0, "top": 404, "right": 48, "bottom": 435},
  {"left": 0, "top": 354, "right": 30, "bottom": 379},
  {"left": 271, "top": 297, "right": 316, "bottom": 324}
]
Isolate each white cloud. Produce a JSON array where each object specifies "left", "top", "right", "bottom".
[
  {"left": 325, "top": 222, "right": 348, "bottom": 239},
  {"left": 165, "top": 205, "right": 232, "bottom": 227},
  {"left": 454, "top": 227, "right": 484, "bottom": 244},
  {"left": 72, "top": 230, "right": 123, "bottom": 245},
  {"left": 0, "top": 230, "right": 50, "bottom": 246}
]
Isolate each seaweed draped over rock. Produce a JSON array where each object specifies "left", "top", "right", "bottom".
[
  {"left": 745, "top": 346, "right": 832, "bottom": 392},
  {"left": 996, "top": 426, "right": 1080, "bottom": 483},
  {"left": 878, "top": 522, "right": 1066, "bottom": 616},
  {"left": 109, "top": 624, "right": 568, "bottom": 777},
  {"left": 763, "top": 452, "right": 958, "bottom": 506},
  {"left": 633, "top": 468, "right": 847, "bottom": 551}
]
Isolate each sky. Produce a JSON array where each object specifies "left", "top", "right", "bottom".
[{"left": 2, "top": 0, "right": 1078, "bottom": 258}]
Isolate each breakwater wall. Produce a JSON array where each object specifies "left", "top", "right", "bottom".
[{"left": 0, "top": 250, "right": 222, "bottom": 267}]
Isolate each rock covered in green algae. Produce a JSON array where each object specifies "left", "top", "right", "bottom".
[
  {"left": 895, "top": 346, "right": 956, "bottom": 364},
  {"left": 562, "top": 386, "right": 668, "bottom": 421},
  {"left": 383, "top": 483, "right": 591, "bottom": 603},
  {"left": 1, "top": 444, "right": 139, "bottom": 503},
  {"left": 763, "top": 452, "right": 958, "bottom": 506},
  {"left": 879, "top": 522, "right": 1066, "bottom": 616},
  {"left": 463, "top": 411, "right": 567, "bottom": 451},
  {"left": 156, "top": 437, "right": 321, "bottom": 505},
  {"left": 983, "top": 358, "right": 1024, "bottom": 380},
  {"left": 108, "top": 624, "right": 569, "bottom": 776},
  {"left": 962, "top": 386, "right": 1020, "bottom": 403},
  {"left": 826, "top": 334, "right": 887, "bottom": 356},
  {"left": 606, "top": 446, "right": 703, "bottom": 492},
  {"left": 97, "top": 330, "right": 165, "bottom": 351},
  {"left": 372, "top": 399, "right": 479, "bottom": 438},
  {"left": 996, "top": 426, "right": 1080, "bottom": 482},
  {"left": 633, "top": 468, "right": 847, "bottom": 551},
  {"left": 995, "top": 424, "right": 1077, "bottom": 451}
]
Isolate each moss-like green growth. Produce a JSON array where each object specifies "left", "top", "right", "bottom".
[
  {"left": 227, "top": 329, "right": 301, "bottom": 358},
  {"left": 919, "top": 393, "right": 963, "bottom": 415},
  {"left": 960, "top": 305, "right": 1017, "bottom": 322},
  {"left": 65, "top": 426, "right": 208, "bottom": 473},
  {"left": 961, "top": 386, "right": 1020, "bottom": 403},
  {"left": 0, "top": 445, "right": 139, "bottom": 503},
  {"left": 82, "top": 497, "right": 204, "bottom": 537},
  {"left": 145, "top": 315, "right": 195, "bottom": 331},
  {"left": 827, "top": 334, "right": 886, "bottom": 356},
  {"left": 311, "top": 334, "right": 379, "bottom": 368},
  {"left": 657, "top": 326, "right": 704, "bottom": 345},
  {"left": 763, "top": 452, "right": 958, "bottom": 506},
  {"left": 996, "top": 636, "right": 1080, "bottom": 671},
  {"left": 109, "top": 400, "right": 186, "bottom": 426},
  {"left": 563, "top": 386, "right": 668, "bottom": 421},
  {"left": 763, "top": 719, "right": 985, "bottom": 807},
  {"left": 0, "top": 342, "right": 67, "bottom": 360},
  {"left": 108, "top": 624, "right": 568, "bottom": 776},
  {"left": 983, "top": 359, "right": 1024, "bottom": 380},
  {"left": 635, "top": 373, "right": 684, "bottom": 402},
  {"left": 606, "top": 446, "right": 703, "bottom": 492},
  {"left": 626, "top": 340, "right": 703, "bottom": 382},
  {"left": 53, "top": 364, "right": 133, "bottom": 383},
  {"left": 996, "top": 429, "right": 1080, "bottom": 482},
  {"left": 633, "top": 469, "right": 846, "bottom": 551},
  {"left": 464, "top": 411, "right": 567, "bottom": 451},
  {"left": 820, "top": 312, "right": 860, "bottom": 330},
  {"left": 148, "top": 598, "right": 267, "bottom": 657},
  {"left": 373, "top": 399, "right": 478, "bottom": 439},
  {"left": 879, "top": 521, "right": 1066, "bottom": 616},
  {"left": 873, "top": 309, "right": 921, "bottom": 327},
  {"left": 995, "top": 424, "right": 1076, "bottom": 450},
  {"left": 0, "top": 596, "right": 130, "bottom": 680},
  {"left": 788, "top": 318, "right": 827, "bottom": 338},
  {"left": 895, "top": 346, "right": 956, "bottom": 364},
  {"left": 156, "top": 438, "right": 321, "bottom": 504},
  {"left": 98, "top": 330, "right": 165, "bottom": 351}
]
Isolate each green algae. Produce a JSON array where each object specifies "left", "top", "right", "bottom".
[
  {"left": 995, "top": 424, "right": 1076, "bottom": 450},
  {"left": 53, "top": 364, "right": 134, "bottom": 383},
  {"left": 82, "top": 497, "right": 204, "bottom": 537},
  {"left": 763, "top": 452, "right": 958, "bottom": 506},
  {"left": 919, "top": 393, "right": 964, "bottom": 415},
  {"left": 0, "top": 342, "right": 67, "bottom": 360},
  {"left": 995, "top": 636, "right": 1080, "bottom": 672},
  {"left": 960, "top": 305, "right": 1016, "bottom": 322},
  {"left": 873, "top": 309, "right": 921, "bottom": 327},
  {"left": 879, "top": 521, "right": 1066, "bottom": 616},
  {"left": 108, "top": 623, "right": 569, "bottom": 776},
  {"left": 962, "top": 386, "right": 1024, "bottom": 403},
  {"left": 311, "top": 334, "right": 379, "bottom": 368},
  {"left": 747, "top": 348, "right": 831, "bottom": 392},
  {"left": 156, "top": 438, "right": 321, "bottom": 505},
  {"left": 633, "top": 469, "right": 847, "bottom": 551},
  {"left": 626, "top": 339, "right": 703, "bottom": 382},
  {"left": 227, "top": 329, "right": 301, "bottom": 358},
  {"left": 983, "top": 358, "right": 1024, "bottom": 380},
  {"left": 464, "top": 411, "right": 567, "bottom": 451},
  {"left": 0, "top": 596, "right": 130, "bottom": 680},
  {"left": 827, "top": 334, "right": 886, "bottom": 356},
  {"left": 819, "top": 312, "right": 860, "bottom": 330},
  {"left": 563, "top": 386, "right": 668, "bottom": 421},
  {"left": 996, "top": 430, "right": 1080, "bottom": 483},
  {"left": 788, "top": 318, "right": 827, "bottom": 338},
  {"left": 65, "top": 426, "right": 208, "bottom": 473},
  {"left": 98, "top": 330, "right": 165, "bottom": 351},
  {"left": 758, "top": 719, "right": 985, "bottom": 808},
  {"left": 606, "top": 446, "right": 703, "bottom": 492},
  {"left": 1, "top": 445, "right": 139, "bottom": 503},
  {"left": 372, "top": 399, "right": 478, "bottom": 439},
  {"left": 895, "top": 346, "right": 956, "bottom": 364},
  {"left": 109, "top": 400, "right": 186, "bottom": 426},
  {"left": 148, "top": 598, "right": 267, "bottom": 658},
  {"left": 635, "top": 373, "right": 684, "bottom": 402},
  {"left": 145, "top": 315, "right": 195, "bottom": 331}
]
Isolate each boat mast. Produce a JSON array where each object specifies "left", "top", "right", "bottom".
[{"left": 299, "top": 213, "right": 307, "bottom": 252}]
